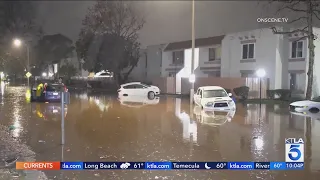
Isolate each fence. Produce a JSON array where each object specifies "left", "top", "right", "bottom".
[{"left": 151, "top": 77, "right": 269, "bottom": 99}]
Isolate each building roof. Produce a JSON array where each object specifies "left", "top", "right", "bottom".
[{"left": 164, "top": 35, "right": 225, "bottom": 51}]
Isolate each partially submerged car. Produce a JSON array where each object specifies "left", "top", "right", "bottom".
[
  {"left": 193, "top": 86, "right": 236, "bottom": 111},
  {"left": 118, "top": 82, "right": 160, "bottom": 99},
  {"left": 31, "top": 83, "right": 68, "bottom": 102},
  {"left": 289, "top": 100, "right": 320, "bottom": 113}
]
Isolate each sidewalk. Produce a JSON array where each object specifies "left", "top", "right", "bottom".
[{"left": 0, "top": 125, "right": 47, "bottom": 179}]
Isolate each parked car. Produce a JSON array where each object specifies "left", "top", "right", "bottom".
[
  {"left": 117, "top": 82, "right": 160, "bottom": 99},
  {"left": 31, "top": 83, "right": 68, "bottom": 102},
  {"left": 193, "top": 86, "right": 236, "bottom": 111},
  {"left": 118, "top": 95, "right": 160, "bottom": 108},
  {"left": 289, "top": 100, "right": 320, "bottom": 113}
]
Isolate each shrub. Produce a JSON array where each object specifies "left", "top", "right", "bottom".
[
  {"left": 266, "top": 90, "right": 276, "bottom": 99},
  {"left": 267, "top": 89, "right": 291, "bottom": 100},
  {"left": 233, "top": 86, "right": 249, "bottom": 100}
]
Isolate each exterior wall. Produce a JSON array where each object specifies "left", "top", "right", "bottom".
[
  {"left": 312, "top": 28, "right": 320, "bottom": 98},
  {"left": 161, "top": 51, "right": 183, "bottom": 77},
  {"left": 161, "top": 45, "right": 222, "bottom": 78},
  {"left": 221, "top": 28, "right": 279, "bottom": 90},
  {"left": 287, "top": 34, "right": 308, "bottom": 95},
  {"left": 197, "top": 45, "right": 221, "bottom": 77},
  {"left": 221, "top": 27, "right": 311, "bottom": 91}
]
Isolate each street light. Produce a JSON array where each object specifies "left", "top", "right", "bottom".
[
  {"left": 42, "top": 72, "right": 47, "bottom": 77},
  {"left": 13, "top": 38, "right": 30, "bottom": 87},
  {"left": 256, "top": 68, "right": 266, "bottom": 103},
  {"left": 256, "top": 68, "right": 266, "bottom": 125},
  {"left": 190, "top": 0, "right": 195, "bottom": 105},
  {"left": 13, "top": 39, "right": 22, "bottom": 47}
]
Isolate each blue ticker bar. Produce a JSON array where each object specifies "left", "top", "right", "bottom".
[{"left": 59, "top": 162, "right": 304, "bottom": 170}]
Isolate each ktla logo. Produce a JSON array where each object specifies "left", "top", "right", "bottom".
[{"left": 285, "top": 138, "right": 304, "bottom": 162}]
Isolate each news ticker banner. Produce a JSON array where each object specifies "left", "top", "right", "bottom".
[{"left": 16, "top": 161, "right": 304, "bottom": 170}]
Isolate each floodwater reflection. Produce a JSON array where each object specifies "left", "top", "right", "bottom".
[{"left": 118, "top": 95, "right": 160, "bottom": 108}]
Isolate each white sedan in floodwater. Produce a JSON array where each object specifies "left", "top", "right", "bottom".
[
  {"left": 118, "top": 82, "right": 160, "bottom": 99},
  {"left": 289, "top": 100, "right": 320, "bottom": 113}
]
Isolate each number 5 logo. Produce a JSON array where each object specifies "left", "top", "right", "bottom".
[{"left": 288, "top": 145, "right": 301, "bottom": 161}]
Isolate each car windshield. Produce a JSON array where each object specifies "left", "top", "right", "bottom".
[
  {"left": 46, "top": 85, "right": 63, "bottom": 91},
  {"left": 203, "top": 89, "right": 228, "bottom": 98}
]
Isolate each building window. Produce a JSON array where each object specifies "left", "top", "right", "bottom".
[
  {"left": 290, "top": 73, "right": 297, "bottom": 90},
  {"left": 209, "top": 48, "right": 215, "bottom": 61},
  {"left": 208, "top": 47, "right": 221, "bottom": 61},
  {"left": 172, "top": 51, "right": 184, "bottom": 65},
  {"left": 168, "top": 72, "right": 176, "bottom": 77},
  {"left": 242, "top": 43, "right": 254, "bottom": 59},
  {"left": 291, "top": 41, "right": 303, "bottom": 58},
  {"left": 241, "top": 72, "right": 254, "bottom": 77}
]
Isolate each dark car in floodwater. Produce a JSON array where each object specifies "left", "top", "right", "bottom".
[{"left": 31, "top": 83, "right": 68, "bottom": 102}]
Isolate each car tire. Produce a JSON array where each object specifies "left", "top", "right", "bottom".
[
  {"left": 309, "top": 107, "right": 319, "bottom": 113},
  {"left": 148, "top": 91, "right": 155, "bottom": 99}
]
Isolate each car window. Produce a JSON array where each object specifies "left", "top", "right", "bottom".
[
  {"left": 203, "top": 90, "right": 228, "bottom": 98},
  {"left": 100, "top": 73, "right": 110, "bottom": 76},
  {"left": 140, "top": 83, "right": 151, "bottom": 87},
  {"left": 196, "top": 89, "right": 201, "bottom": 95},
  {"left": 134, "top": 84, "right": 145, "bottom": 89},
  {"left": 46, "top": 85, "right": 63, "bottom": 91},
  {"left": 123, "top": 85, "right": 135, "bottom": 89},
  {"left": 199, "top": 90, "right": 202, "bottom": 96}
]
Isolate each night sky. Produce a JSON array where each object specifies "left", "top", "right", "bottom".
[{"left": 37, "top": 1, "right": 288, "bottom": 48}]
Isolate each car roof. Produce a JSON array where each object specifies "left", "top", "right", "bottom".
[
  {"left": 121, "top": 82, "right": 142, "bottom": 86},
  {"left": 51, "top": 83, "right": 63, "bottom": 86},
  {"left": 198, "top": 86, "right": 224, "bottom": 90}
]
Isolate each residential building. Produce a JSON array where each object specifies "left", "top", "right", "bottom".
[
  {"left": 221, "top": 27, "right": 320, "bottom": 98},
  {"left": 161, "top": 36, "right": 225, "bottom": 78},
  {"left": 129, "top": 27, "right": 320, "bottom": 97}
]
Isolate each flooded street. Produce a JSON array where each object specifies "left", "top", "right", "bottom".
[{"left": 0, "top": 84, "right": 320, "bottom": 179}]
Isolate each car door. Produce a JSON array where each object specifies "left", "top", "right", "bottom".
[
  {"left": 134, "top": 84, "right": 148, "bottom": 96},
  {"left": 194, "top": 89, "right": 201, "bottom": 105},
  {"left": 122, "top": 85, "right": 135, "bottom": 96},
  {"left": 198, "top": 90, "right": 203, "bottom": 105}
]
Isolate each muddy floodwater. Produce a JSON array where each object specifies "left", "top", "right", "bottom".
[{"left": 0, "top": 84, "right": 319, "bottom": 179}]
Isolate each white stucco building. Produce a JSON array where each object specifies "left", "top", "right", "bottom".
[
  {"left": 161, "top": 36, "right": 224, "bottom": 78},
  {"left": 128, "top": 27, "right": 320, "bottom": 98},
  {"left": 221, "top": 27, "right": 320, "bottom": 98}
]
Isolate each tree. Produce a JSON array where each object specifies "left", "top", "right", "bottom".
[
  {"left": 270, "top": 0, "right": 320, "bottom": 100},
  {"left": 76, "top": 1, "right": 145, "bottom": 85},
  {"left": 0, "top": 1, "right": 42, "bottom": 75},
  {"left": 34, "top": 34, "right": 75, "bottom": 77},
  {"left": 59, "top": 62, "right": 77, "bottom": 79}
]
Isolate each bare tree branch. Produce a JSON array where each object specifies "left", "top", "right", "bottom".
[
  {"left": 292, "top": 36, "right": 308, "bottom": 43},
  {"left": 287, "top": 16, "right": 307, "bottom": 24},
  {"left": 313, "top": 11, "right": 320, "bottom": 20},
  {"left": 271, "top": 26, "right": 308, "bottom": 35}
]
